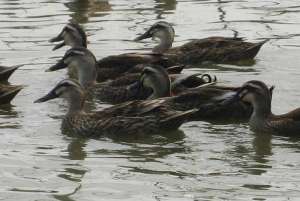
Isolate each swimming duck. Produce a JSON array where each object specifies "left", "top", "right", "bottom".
[
  {"left": 100, "top": 72, "right": 253, "bottom": 122},
  {"left": 135, "top": 21, "right": 268, "bottom": 64},
  {"left": 46, "top": 47, "right": 215, "bottom": 104},
  {"left": 224, "top": 80, "right": 300, "bottom": 135},
  {"left": 34, "top": 79, "right": 197, "bottom": 137},
  {"left": 84, "top": 83, "right": 254, "bottom": 122},
  {"left": 46, "top": 47, "right": 159, "bottom": 103},
  {"left": 0, "top": 84, "right": 23, "bottom": 105},
  {"left": 0, "top": 65, "right": 21, "bottom": 83},
  {"left": 49, "top": 21, "right": 174, "bottom": 82}
]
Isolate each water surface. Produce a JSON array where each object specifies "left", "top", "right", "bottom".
[{"left": 1, "top": 0, "right": 300, "bottom": 200}]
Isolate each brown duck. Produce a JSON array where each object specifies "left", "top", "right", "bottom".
[
  {"left": 34, "top": 79, "right": 197, "bottom": 137},
  {"left": 49, "top": 21, "right": 175, "bottom": 82},
  {"left": 46, "top": 47, "right": 214, "bottom": 104},
  {"left": 225, "top": 80, "right": 300, "bottom": 135},
  {"left": 135, "top": 21, "right": 268, "bottom": 65}
]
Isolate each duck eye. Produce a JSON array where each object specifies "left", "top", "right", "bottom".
[{"left": 238, "top": 88, "right": 249, "bottom": 98}]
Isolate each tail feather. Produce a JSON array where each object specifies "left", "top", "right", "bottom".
[
  {"left": 0, "top": 65, "right": 22, "bottom": 82},
  {"left": 160, "top": 109, "right": 197, "bottom": 130},
  {"left": 244, "top": 39, "right": 269, "bottom": 59},
  {"left": 0, "top": 86, "right": 23, "bottom": 105}
]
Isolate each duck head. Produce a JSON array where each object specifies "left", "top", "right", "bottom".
[
  {"left": 229, "top": 80, "right": 273, "bottom": 118},
  {"left": 134, "top": 21, "right": 175, "bottom": 54},
  {"left": 46, "top": 47, "right": 97, "bottom": 88},
  {"left": 49, "top": 21, "right": 87, "bottom": 50},
  {"left": 140, "top": 65, "right": 171, "bottom": 99},
  {"left": 35, "top": 79, "right": 85, "bottom": 114}
]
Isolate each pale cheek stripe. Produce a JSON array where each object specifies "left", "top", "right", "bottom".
[{"left": 247, "top": 83, "right": 261, "bottom": 89}]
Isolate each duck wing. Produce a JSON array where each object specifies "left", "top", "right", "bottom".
[
  {"left": 166, "top": 37, "right": 267, "bottom": 64},
  {"left": 165, "top": 87, "right": 252, "bottom": 120},
  {"left": 103, "top": 73, "right": 140, "bottom": 87},
  {"left": 266, "top": 116, "right": 300, "bottom": 136},
  {"left": 93, "top": 81, "right": 151, "bottom": 104},
  {"left": 266, "top": 108, "right": 300, "bottom": 135},
  {"left": 99, "top": 99, "right": 168, "bottom": 117},
  {"left": 64, "top": 114, "right": 161, "bottom": 137},
  {"left": 275, "top": 108, "right": 300, "bottom": 121},
  {"left": 92, "top": 99, "right": 196, "bottom": 134},
  {"left": 97, "top": 52, "right": 169, "bottom": 70},
  {"left": 96, "top": 53, "right": 172, "bottom": 82}
]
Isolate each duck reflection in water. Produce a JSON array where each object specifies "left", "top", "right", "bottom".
[
  {"left": 53, "top": 137, "right": 87, "bottom": 201},
  {"left": 0, "top": 105, "right": 21, "bottom": 129},
  {"left": 154, "top": 0, "right": 177, "bottom": 19},
  {"left": 64, "top": 0, "right": 111, "bottom": 24}
]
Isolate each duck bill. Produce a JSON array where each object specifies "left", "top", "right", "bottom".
[
  {"left": 52, "top": 42, "right": 66, "bottom": 51},
  {"left": 219, "top": 88, "right": 244, "bottom": 106},
  {"left": 45, "top": 60, "right": 67, "bottom": 72},
  {"left": 134, "top": 31, "right": 152, "bottom": 41},
  {"left": 34, "top": 90, "right": 58, "bottom": 103},
  {"left": 49, "top": 29, "right": 65, "bottom": 43},
  {"left": 49, "top": 30, "right": 66, "bottom": 50}
]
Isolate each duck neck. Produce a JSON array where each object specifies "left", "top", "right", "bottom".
[
  {"left": 66, "top": 90, "right": 85, "bottom": 115},
  {"left": 153, "top": 33, "right": 173, "bottom": 54},
  {"left": 65, "top": 32, "right": 86, "bottom": 48},
  {"left": 148, "top": 77, "right": 171, "bottom": 99},
  {"left": 69, "top": 40, "right": 83, "bottom": 48},
  {"left": 75, "top": 61, "right": 97, "bottom": 89},
  {"left": 249, "top": 97, "right": 272, "bottom": 128}
]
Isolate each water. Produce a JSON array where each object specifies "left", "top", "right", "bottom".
[{"left": 0, "top": 0, "right": 300, "bottom": 200}]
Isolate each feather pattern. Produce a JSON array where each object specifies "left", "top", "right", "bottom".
[{"left": 166, "top": 37, "right": 267, "bottom": 64}]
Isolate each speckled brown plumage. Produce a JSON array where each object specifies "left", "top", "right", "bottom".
[
  {"left": 164, "top": 86, "right": 253, "bottom": 121},
  {"left": 62, "top": 105, "right": 196, "bottom": 137},
  {"left": 165, "top": 37, "right": 267, "bottom": 65},
  {"left": 97, "top": 86, "right": 253, "bottom": 122},
  {"left": 90, "top": 82, "right": 150, "bottom": 104},
  {"left": 229, "top": 80, "right": 300, "bottom": 136},
  {"left": 135, "top": 21, "right": 267, "bottom": 65},
  {"left": 96, "top": 53, "right": 173, "bottom": 82},
  {"left": 35, "top": 79, "right": 197, "bottom": 137}
]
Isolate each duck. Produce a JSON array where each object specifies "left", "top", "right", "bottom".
[
  {"left": 0, "top": 65, "right": 21, "bottom": 83},
  {"left": 0, "top": 84, "right": 23, "bottom": 105},
  {"left": 34, "top": 79, "right": 197, "bottom": 137},
  {"left": 46, "top": 47, "right": 162, "bottom": 103},
  {"left": 89, "top": 83, "right": 255, "bottom": 122},
  {"left": 45, "top": 47, "right": 253, "bottom": 122},
  {"left": 224, "top": 80, "right": 300, "bottom": 135},
  {"left": 46, "top": 47, "right": 214, "bottom": 104},
  {"left": 49, "top": 21, "right": 175, "bottom": 82},
  {"left": 46, "top": 47, "right": 256, "bottom": 121},
  {"left": 134, "top": 21, "right": 268, "bottom": 65}
]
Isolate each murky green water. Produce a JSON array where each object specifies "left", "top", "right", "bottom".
[{"left": 1, "top": 0, "right": 300, "bottom": 200}]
